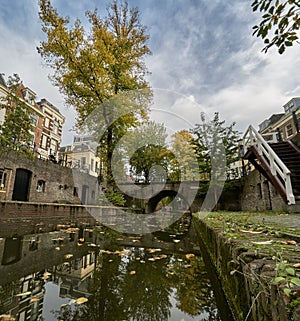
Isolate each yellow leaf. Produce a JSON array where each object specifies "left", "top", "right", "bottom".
[
  {"left": 251, "top": 240, "right": 273, "bottom": 245},
  {"left": 130, "top": 270, "right": 136, "bottom": 275},
  {"left": 16, "top": 291, "right": 31, "bottom": 297},
  {"left": 76, "top": 297, "right": 88, "bottom": 304}
]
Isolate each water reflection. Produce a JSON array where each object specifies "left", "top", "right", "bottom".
[{"left": 0, "top": 218, "right": 223, "bottom": 321}]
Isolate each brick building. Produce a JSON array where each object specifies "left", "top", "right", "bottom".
[
  {"left": 37, "top": 98, "right": 65, "bottom": 159},
  {"left": 259, "top": 97, "right": 300, "bottom": 142}
]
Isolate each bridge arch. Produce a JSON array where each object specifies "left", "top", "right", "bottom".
[{"left": 146, "top": 189, "right": 190, "bottom": 213}]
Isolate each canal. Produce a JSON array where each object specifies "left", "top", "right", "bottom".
[{"left": 0, "top": 216, "right": 233, "bottom": 321}]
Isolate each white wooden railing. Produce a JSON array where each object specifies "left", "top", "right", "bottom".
[{"left": 243, "top": 125, "right": 295, "bottom": 205}]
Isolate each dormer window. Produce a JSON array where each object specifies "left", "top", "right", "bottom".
[{"left": 22, "top": 87, "right": 36, "bottom": 105}]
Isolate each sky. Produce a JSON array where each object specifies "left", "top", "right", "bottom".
[{"left": 0, "top": 0, "right": 300, "bottom": 145}]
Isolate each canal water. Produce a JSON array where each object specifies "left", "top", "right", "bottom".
[{"left": 0, "top": 217, "right": 233, "bottom": 321}]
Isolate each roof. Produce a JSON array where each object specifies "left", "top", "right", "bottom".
[
  {"left": 38, "top": 98, "right": 63, "bottom": 115},
  {"left": 259, "top": 113, "right": 284, "bottom": 132}
]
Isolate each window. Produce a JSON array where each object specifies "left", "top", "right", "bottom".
[
  {"left": 41, "top": 135, "right": 47, "bottom": 149},
  {"left": 81, "top": 157, "right": 86, "bottom": 166},
  {"left": 30, "top": 114, "right": 38, "bottom": 126},
  {"left": 286, "top": 124, "right": 293, "bottom": 137},
  {"left": 74, "top": 137, "right": 81, "bottom": 143},
  {"left": 0, "top": 170, "right": 7, "bottom": 190},
  {"left": 50, "top": 139, "right": 58, "bottom": 153},
  {"left": 91, "top": 159, "right": 94, "bottom": 171},
  {"left": 53, "top": 120, "right": 59, "bottom": 134},
  {"left": 44, "top": 118, "right": 50, "bottom": 128},
  {"left": 36, "top": 180, "right": 45, "bottom": 192}
]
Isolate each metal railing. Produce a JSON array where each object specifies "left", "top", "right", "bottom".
[{"left": 243, "top": 125, "right": 295, "bottom": 205}]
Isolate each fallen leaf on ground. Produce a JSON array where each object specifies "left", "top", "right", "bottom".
[
  {"left": 293, "top": 263, "right": 300, "bottom": 268},
  {"left": 130, "top": 270, "right": 136, "bottom": 275},
  {"left": 251, "top": 240, "right": 273, "bottom": 245},
  {"left": 285, "top": 240, "right": 297, "bottom": 245},
  {"left": 186, "top": 253, "right": 195, "bottom": 260},
  {"left": 64, "top": 254, "right": 73, "bottom": 259},
  {"left": 240, "top": 229, "right": 263, "bottom": 234}
]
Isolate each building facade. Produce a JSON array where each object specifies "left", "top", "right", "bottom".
[
  {"left": 59, "top": 135, "right": 100, "bottom": 177},
  {"left": 259, "top": 97, "right": 300, "bottom": 142},
  {"left": 0, "top": 74, "right": 65, "bottom": 160},
  {"left": 37, "top": 98, "right": 65, "bottom": 159}
]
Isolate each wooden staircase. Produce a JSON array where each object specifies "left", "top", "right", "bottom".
[
  {"left": 243, "top": 126, "right": 297, "bottom": 205},
  {"left": 269, "top": 141, "right": 300, "bottom": 200}
]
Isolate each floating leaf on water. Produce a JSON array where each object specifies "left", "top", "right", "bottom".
[
  {"left": 130, "top": 270, "right": 136, "bottom": 275},
  {"left": 251, "top": 240, "right": 273, "bottom": 245},
  {"left": 116, "top": 238, "right": 124, "bottom": 241},
  {"left": 15, "top": 291, "right": 31, "bottom": 297},
  {"left": 30, "top": 297, "right": 39, "bottom": 303},
  {"left": 55, "top": 247, "right": 61, "bottom": 251},
  {"left": 173, "top": 239, "right": 181, "bottom": 243},
  {"left": 184, "top": 264, "right": 192, "bottom": 268},
  {"left": 76, "top": 297, "right": 88, "bottom": 304},
  {"left": 108, "top": 259, "right": 113, "bottom": 262},
  {"left": 64, "top": 254, "right": 73, "bottom": 259},
  {"left": 132, "top": 239, "right": 140, "bottom": 243},
  {"left": 185, "top": 253, "right": 195, "bottom": 260},
  {"left": 148, "top": 258, "right": 155, "bottom": 261},
  {"left": 140, "top": 260, "right": 146, "bottom": 264},
  {"left": 136, "top": 257, "right": 141, "bottom": 261},
  {"left": 177, "top": 258, "right": 183, "bottom": 262}
]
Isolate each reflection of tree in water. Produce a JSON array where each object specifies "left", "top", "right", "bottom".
[
  {"left": 119, "top": 247, "right": 172, "bottom": 321},
  {"left": 170, "top": 254, "right": 220, "bottom": 320},
  {"left": 55, "top": 247, "right": 219, "bottom": 321}
]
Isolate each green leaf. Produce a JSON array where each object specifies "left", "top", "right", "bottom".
[
  {"left": 278, "top": 44, "right": 285, "bottom": 54},
  {"left": 284, "top": 288, "right": 292, "bottom": 296},
  {"left": 274, "top": 276, "right": 285, "bottom": 284},
  {"left": 286, "top": 267, "right": 296, "bottom": 276},
  {"left": 290, "top": 278, "right": 300, "bottom": 287}
]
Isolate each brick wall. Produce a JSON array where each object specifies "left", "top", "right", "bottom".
[
  {"left": 240, "top": 170, "right": 287, "bottom": 212},
  {"left": 0, "top": 151, "right": 99, "bottom": 204}
]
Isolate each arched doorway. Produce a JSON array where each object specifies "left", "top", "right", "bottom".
[{"left": 12, "top": 168, "right": 32, "bottom": 201}]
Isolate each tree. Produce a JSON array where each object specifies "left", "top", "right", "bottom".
[
  {"left": 124, "top": 121, "right": 171, "bottom": 183},
  {"left": 0, "top": 74, "right": 34, "bottom": 157},
  {"left": 38, "top": 0, "right": 151, "bottom": 189},
  {"left": 169, "top": 130, "right": 199, "bottom": 181},
  {"left": 252, "top": 0, "right": 300, "bottom": 54},
  {"left": 190, "top": 112, "right": 240, "bottom": 179}
]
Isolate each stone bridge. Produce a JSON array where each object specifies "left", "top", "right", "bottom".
[{"left": 117, "top": 181, "right": 205, "bottom": 213}]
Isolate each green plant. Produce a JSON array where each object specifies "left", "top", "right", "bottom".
[{"left": 274, "top": 260, "right": 300, "bottom": 297}]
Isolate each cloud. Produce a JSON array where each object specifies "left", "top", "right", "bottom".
[{"left": 0, "top": 0, "right": 299, "bottom": 146}]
